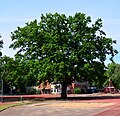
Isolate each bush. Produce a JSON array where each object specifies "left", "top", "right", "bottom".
[
  {"left": 74, "top": 88, "right": 81, "bottom": 94},
  {"left": 36, "top": 89, "right": 41, "bottom": 94},
  {"left": 28, "top": 88, "right": 40, "bottom": 94}
]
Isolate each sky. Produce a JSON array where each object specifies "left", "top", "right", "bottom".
[{"left": 0, "top": 0, "right": 120, "bottom": 65}]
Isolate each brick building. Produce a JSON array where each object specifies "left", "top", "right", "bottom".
[{"left": 38, "top": 80, "right": 89, "bottom": 94}]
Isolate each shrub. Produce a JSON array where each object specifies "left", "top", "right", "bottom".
[
  {"left": 28, "top": 88, "right": 40, "bottom": 94},
  {"left": 74, "top": 88, "right": 81, "bottom": 94}
]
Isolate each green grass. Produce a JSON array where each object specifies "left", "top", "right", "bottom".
[
  {"left": 0, "top": 102, "right": 32, "bottom": 112},
  {"left": 0, "top": 99, "right": 46, "bottom": 112}
]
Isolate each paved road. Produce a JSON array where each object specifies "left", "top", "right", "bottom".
[
  {"left": 95, "top": 103, "right": 120, "bottom": 116},
  {"left": 1, "top": 96, "right": 120, "bottom": 116},
  {"left": 0, "top": 100, "right": 105, "bottom": 116}
]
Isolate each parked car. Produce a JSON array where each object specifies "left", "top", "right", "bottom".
[{"left": 102, "top": 87, "right": 115, "bottom": 93}]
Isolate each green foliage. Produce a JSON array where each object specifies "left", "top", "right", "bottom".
[
  {"left": 9, "top": 13, "right": 117, "bottom": 98},
  {"left": 74, "top": 88, "right": 81, "bottom": 94},
  {"left": 105, "top": 62, "right": 120, "bottom": 89},
  {"left": 0, "top": 56, "right": 39, "bottom": 94},
  {"left": 28, "top": 88, "right": 40, "bottom": 95}
]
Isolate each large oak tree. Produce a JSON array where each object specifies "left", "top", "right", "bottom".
[{"left": 10, "top": 13, "right": 117, "bottom": 98}]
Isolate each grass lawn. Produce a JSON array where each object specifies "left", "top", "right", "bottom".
[{"left": 0, "top": 101, "right": 35, "bottom": 112}]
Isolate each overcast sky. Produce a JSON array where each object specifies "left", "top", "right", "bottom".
[{"left": 0, "top": 0, "right": 120, "bottom": 64}]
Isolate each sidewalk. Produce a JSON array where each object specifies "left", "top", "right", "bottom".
[
  {"left": 1, "top": 94, "right": 120, "bottom": 116},
  {"left": 1, "top": 93, "right": 120, "bottom": 105},
  {"left": 95, "top": 103, "right": 120, "bottom": 116}
]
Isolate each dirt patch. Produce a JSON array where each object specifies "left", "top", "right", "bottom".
[{"left": 46, "top": 102, "right": 114, "bottom": 108}]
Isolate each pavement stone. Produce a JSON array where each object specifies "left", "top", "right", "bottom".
[
  {"left": 0, "top": 100, "right": 107, "bottom": 116},
  {"left": 1, "top": 94, "right": 120, "bottom": 116}
]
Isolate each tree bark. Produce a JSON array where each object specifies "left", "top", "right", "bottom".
[{"left": 61, "top": 81, "right": 67, "bottom": 99}]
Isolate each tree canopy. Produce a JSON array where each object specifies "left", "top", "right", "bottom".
[
  {"left": 105, "top": 62, "right": 120, "bottom": 89},
  {"left": 10, "top": 13, "right": 118, "bottom": 98},
  {"left": 0, "top": 56, "right": 39, "bottom": 94}
]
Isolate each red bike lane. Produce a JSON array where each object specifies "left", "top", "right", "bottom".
[
  {"left": 94, "top": 98, "right": 120, "bottom": 116},
  {"left": 95, "top": 103, "right": 120, "bottom": 116}
]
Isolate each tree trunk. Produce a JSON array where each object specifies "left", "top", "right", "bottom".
[{"left": 61, "top": 81, "right": 67, "bottom": 99}]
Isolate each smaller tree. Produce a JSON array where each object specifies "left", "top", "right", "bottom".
[
  {"left": 0, "top": 56, "right": 17, "bottom": 93},
  {"left": 105, "top": 62, "right": 120, "bottom": 89},
  {"left": 3, "top": 56, "right": 39, "bottom": 94}
]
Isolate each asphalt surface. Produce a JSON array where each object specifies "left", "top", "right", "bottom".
[
  {"left": 1, "top": 94, "right": 120, "bottom": 116},
  {"left": 0, "top": 100, "right": 106, "bottom": 116}
]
